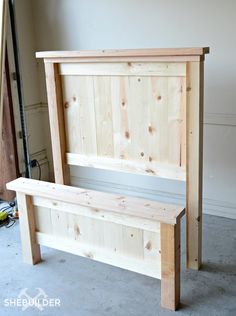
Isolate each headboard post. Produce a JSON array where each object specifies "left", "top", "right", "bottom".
[
  {"left": 44, "top": 62, "right": 70, "bottom": 184},
  {"left": 186, "top": 60, "right": 204, "bottom": 269}
]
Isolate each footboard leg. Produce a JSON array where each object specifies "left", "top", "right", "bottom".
[
  {"left": 17, "top": 193, "right": 41, "bottom": 264},
  {"left": 160, "top": 220, "right": 181, "bottom": 310}
]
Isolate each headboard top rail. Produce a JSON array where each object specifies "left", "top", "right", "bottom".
[{"left": 36, "top": 47, "right": 209, "bottom": 59}]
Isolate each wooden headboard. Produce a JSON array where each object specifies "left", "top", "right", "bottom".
[
  {"left": 37, "top": 48, "right": 209, "bottom": 270},
  {"left": 37, "top": 48, "right": 208, "bottom": 183}
]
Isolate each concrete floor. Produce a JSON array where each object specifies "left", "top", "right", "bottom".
[{"left": 0, "top": 214, "right": 235, "bottom": 316}]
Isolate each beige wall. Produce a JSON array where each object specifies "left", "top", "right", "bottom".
[{"left": 14, "top": 0, "right": 236, "bottom": 218}]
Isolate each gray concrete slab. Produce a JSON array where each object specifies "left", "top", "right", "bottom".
[{"left": 0, "top": 214, "right": 235, "bottom": 316}]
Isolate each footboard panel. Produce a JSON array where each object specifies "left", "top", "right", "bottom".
[
  {"left": 7, "top": 177, "right": 185, "bottom": 310},
  {"left": 33, "top": 198, "right": 161, "bottom": 279}
]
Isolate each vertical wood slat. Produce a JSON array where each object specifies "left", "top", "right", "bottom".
[
  {"left": 93, "top": 76, "right": 114, "bottom": 157},
  {"left": 17, "top": 193, "right": 41, "bottom": 264},
  {"left": 160, "top": 220, "right": 180, "bottom": 311},
  {"left": 186, "top": 61, "right": 204, "bottom": 269},
  {"left": 44, "top": 62, "right": 70, "bottom": 184},
  {"left": 62, "top": 76, "right": 97, "bottom": 155}
]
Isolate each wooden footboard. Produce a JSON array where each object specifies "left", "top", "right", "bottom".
[{"left": 7, "top": 177, "right": 185, "bottom": 310}]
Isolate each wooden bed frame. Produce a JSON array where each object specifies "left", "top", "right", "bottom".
[{"left": 7, "top": 47, "right": 209, "bottom": 310}]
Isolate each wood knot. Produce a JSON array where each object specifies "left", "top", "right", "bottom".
[
  {"left": 148, "top": 126, "right": 154, "bottom": 134},
  {"left": 73, "top": 96, "right": 77, "bottom": 101},
  {"left": 140, "top": 152, "right": 144, "bottom": 157},
  {"left": 186, "top": 86, "right": 191, "bottom": 92},
  {"left": 121, "top": 101, "right": 126, "bottom": 107},
  {"left": 64, "top": 102, "right": 69, "bottom": 108},
  {"left": 125, "top": 131, "right": 130, "bottom": 139},
  {"left": 157, "top": 95, "right": 162, "bottom": 100},
  {"left": 145, "top": 168, "right": 155, "bottom": 174},
  {"left": 145, "top": 241, "right": 152, "bottom": 251},
  {"left": 138, "top": 78, "right": 141, "bottom": 82},
  {"left": 149, "top": 156, "right": 152, "bottom": 162},
  {"left": 76, "top": 226, "right": 80, "bottom": 235},
  {"left": 128, "top": 62, "right": 132, "bottom": 67}
]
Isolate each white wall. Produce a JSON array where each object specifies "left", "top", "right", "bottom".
[{"left": 25, "top": 0, "right": 236, "bottom": 218}]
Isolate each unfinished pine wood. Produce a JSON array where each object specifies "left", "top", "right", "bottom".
[
  {"left": 44, "top": 62, "right": 70, "bottom": 184},
  {"left": 186, "top": 61, "right": 204, "bottom": 270},
  {"left": 16, "top": 193, "right": 41, "bottom": 264},
  {"left": 37, "top": 48, "right": 209, "bottom": 274},
  {"left": 36, "top": 47, "right": 209, "bottom": 59},
  {"left": 32, "top": 196, "right": 160, "bottom": 232},
  {"left": 62, "top": 74, "right": 186, "bottom": 178},
  {"left": 66, "top": 153, "right": 186, "bottom": 180},
  {"left": 36, "top": 231, "right": 161, "bottom": 278},
  {"left": 8, "top": 177, "right": 185, "bottom": 309},
  {"left": 59, "top": 62, "right": 186, "bottom": 77},
  {"left": 7, "top": 178, "right": 185, "bottom": 225},
  {"left": 161, "top": 220, "right": 180, "bottom": 310}
]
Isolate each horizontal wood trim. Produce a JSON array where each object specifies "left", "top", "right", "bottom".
[
  {"left": 36, "top": 47, "right": 209, "bottom": 59},
  {"left": 66, "top": 153, "right": 186, "bottom": 181},
  {"left": 59, "top": 62, "right": 186, "bottom": 77},
  {"left": 36, "top": 232, "right": 161, "bottom": 279},
  {"left": 43, "top": 56, "right": 203, "bottom": 63},
  {"left": 7, "top": 178, "right": 185, "bottom": 225},
  {"left": 33, "top": 196, "right": 161, "bottom": 232}
]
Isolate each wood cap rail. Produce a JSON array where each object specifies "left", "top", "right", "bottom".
[
  {"left": 7, "top": 177, "right": 185, "bottom": 225},
  {"left": 36, "top": 47, "right": 209, "bottom": 60}
]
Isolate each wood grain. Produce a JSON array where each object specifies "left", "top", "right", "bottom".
[
  {"left": 161, "top": 220, "right": 180, "bottom": 310},
  {"left": 186, "top": 61, "right": 204, "bottom": 270},
  {"left": 44, "top": 62, "right": 70, "bottom": 184},
  {"left": 17, "top": 193, "right": 41, "bottom": 264},
  {"left": 7, "top": 177, "right": 185, "bottom": 225}
]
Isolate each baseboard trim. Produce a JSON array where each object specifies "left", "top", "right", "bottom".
[{"left": 71, "top": 176, "right": 236, "bottom": 220}]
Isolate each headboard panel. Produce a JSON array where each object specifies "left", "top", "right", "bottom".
[{"left": 60, "top": 62, "right": 186, "bottom": 180}]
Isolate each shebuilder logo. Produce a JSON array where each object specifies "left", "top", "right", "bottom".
[{"left": 3, "top": 287, "right": 61, "bottom": 311}]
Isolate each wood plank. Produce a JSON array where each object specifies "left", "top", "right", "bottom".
[
  {"left": 0, "top": 54, "right": 19, "bottom": 200},
  {"left": 36, "top": 47, "right": 210, "bottom": 59},
  {"left": 32, "top": 196, "right": 161, "bottom": 232},
  {"left": 62, "top": 75, "right": 97, "bottom": 154},
  {"left": 42, "top": 56, "right": 203, "bottom": 64},
  {"left": 93, "top": 77, "right": 114, "bottom": 157},
  {"left": 34, "top": 206, "right": 52, "bottom": 234},
  {"left": 44, "top": 62, "right": 70, "bottom": 184},
  {"left": 36, "top": 231, "right": 161, "bottom": 279},
  {"left": 160, "top": 221, "right": 180, "bottom": 310},
  {"left": 16, "top": 193, "right": 41, "bottom": 265},
  {"left": 59, "top": 62, "right": 186, "bottom": 77},
  {"left": 167, "top": 77, "right": 184, "bottom": 165},
  {"left": 7, "top": 178, "right": 185, "bottom": 225},
  {"left": 186, "top": 61, "right": 204, "bottom": 270},
  {"left": 143, "top": 229, "right": 161, "bottom": 264},
  {"left": 66, "top": 152, "right": 186, "bottom": 181}
]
